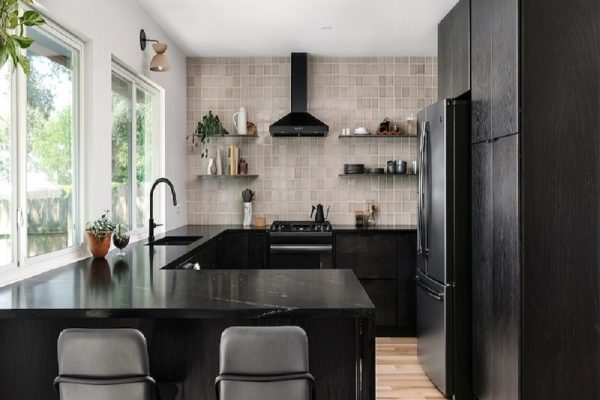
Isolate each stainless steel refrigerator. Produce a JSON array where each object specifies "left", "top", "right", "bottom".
[{"left": 416, "top": 99, "right": 471, "bottom": 399}]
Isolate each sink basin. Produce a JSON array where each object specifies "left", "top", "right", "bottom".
[{"left": 147, "top": 236, "right": 203, "bottom": 246}]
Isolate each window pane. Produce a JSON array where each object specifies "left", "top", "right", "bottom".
[
  {"left": 135, "top": 87, "right": 154, "bottom": 229},
  {"left": 111, "top": 73, "right": 132, "bottom": 227},
  {"left": 0, "top": 65, "right": 11, "bottom": 265},
  {"left": 26, "top": 27, "right": 77, "bottom": 257}
]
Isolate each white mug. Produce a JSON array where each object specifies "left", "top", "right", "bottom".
[{"left": 233, "top": 107, "right": 247, "bottom": 135}]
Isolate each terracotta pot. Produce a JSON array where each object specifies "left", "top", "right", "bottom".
[{"left": 86, "top": 231, "right": 113, "bottom": 258}]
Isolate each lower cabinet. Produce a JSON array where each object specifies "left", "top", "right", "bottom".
[{"left": 335, "top": 231, "right": 417, "bottom": 334}]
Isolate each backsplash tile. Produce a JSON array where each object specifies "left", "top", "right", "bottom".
[{"left": 186, "top": 56, "right": 437, "bottom": 226}]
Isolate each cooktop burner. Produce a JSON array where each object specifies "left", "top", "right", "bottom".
[{"left": 270, "top": 220, "right": 332, "bottom": 233}]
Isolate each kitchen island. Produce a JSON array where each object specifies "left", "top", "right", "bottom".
[{"left": 0, "top": 227, "right": 375, "bottom": 399}]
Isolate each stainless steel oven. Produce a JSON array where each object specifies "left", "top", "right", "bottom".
[{"left": 269, "top": 221, "right": 333, "bottom": 269}]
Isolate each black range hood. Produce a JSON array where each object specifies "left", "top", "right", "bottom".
[{"left": 269, "top": 53, "right": 329, "bottom": 137}]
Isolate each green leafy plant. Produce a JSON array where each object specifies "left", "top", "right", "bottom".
[
  {"left": 0, "top": 0, "right": 45, "bottom": 74},
  {"left": 85, "top": 210, "right": 115, "bottom": 239},
  {"left": 187, "top": 111, "right": 228, "bottom": 158},
  {"left": 113, "top": 223, "right": 129, "bottom": 242}
]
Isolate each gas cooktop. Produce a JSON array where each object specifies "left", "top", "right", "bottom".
[{"left": 270, "top": 220, "right": 332, "bottom": 233}]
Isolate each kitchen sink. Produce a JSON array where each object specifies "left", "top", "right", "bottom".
[{"left": 147, "top": 236, "right": 203, "bottom": 246}]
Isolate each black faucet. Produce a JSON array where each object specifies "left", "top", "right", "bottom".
[{"left": 148, "top": 177, "right": 178, "bottom": 243}]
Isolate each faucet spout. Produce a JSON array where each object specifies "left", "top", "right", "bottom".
[{"left": 149, "top": 177, "right": 178, "bottom": 243}]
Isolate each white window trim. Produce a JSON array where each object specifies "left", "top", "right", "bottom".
[
  {"left": 111, "top": 59, "right": 165, "bottom": 241},
  {"left": 0, "top": 8, "right": 86, "bottom": 278}
]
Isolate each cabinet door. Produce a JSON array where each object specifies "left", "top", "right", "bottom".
[
  {"left": 216, "top": 232, "right": 249, "bottom": 268},
  {"left": 397, "top": 232, "right": 416, "bottom": 328},
  {"left": 471, "top": 142, "right": 493, "bottom": 400},
  {"left": 471, "top": 0, "right": 518, "bottom": 142},
  {"left": 248, "top": 232, "right": 268, "bottom": 268},
  {"left": 360, "top": 280, "right": 397, "bottom": 326},
  {"left": 492, "top": 134, "right": 520, "bottom": 400},
  {"left": 471, "top": 0, "right": 493, "bottom": 142},
  {"left": 438, "top": 12, "right": 452, "bottom": 100},
  {"left": 452, "top": 0, "right": 470, "bottom": 97},
  {"left": 334, "top": 233, "right": 397, "bottom": 279}
]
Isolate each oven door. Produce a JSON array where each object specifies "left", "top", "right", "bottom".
[{"left": 269, "top": 233, "right": 333, "bottom": 269}]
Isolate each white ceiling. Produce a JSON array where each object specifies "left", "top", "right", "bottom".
[{"left": 136, "top": 0, "right": 458, "bottom": 57}]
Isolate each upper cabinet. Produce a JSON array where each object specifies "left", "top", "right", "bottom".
[
  {"left": 471, "top": 0, "right": 519, "bottom": 143},
  {"left": 438, "top": 0, "right": 470, "bottom": 100}
]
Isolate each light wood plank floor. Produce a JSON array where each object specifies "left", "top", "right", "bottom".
[{"left": 376, "top": 337, "right": 445, "bottom": 400}]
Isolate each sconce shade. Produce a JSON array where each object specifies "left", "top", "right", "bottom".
[{"left": 149, "top": 42, "right": 171, "bottom": 72}]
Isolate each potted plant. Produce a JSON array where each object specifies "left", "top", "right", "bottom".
[
  {"left": 187, "top": 111, "right": 228, "bottom": 157},
  {"left": 85, "top": 211, "right": 115, "bottom": 258},
  {"left": 0, "top": 0, "right": 45, "bottom": 74}
]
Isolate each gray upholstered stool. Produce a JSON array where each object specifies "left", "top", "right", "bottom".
[
  {"left": 215, "top": 326, "right": 315, "bottom": 400},
  {"left": 54, "top": 328, "right": 160, "bottom": 400}
]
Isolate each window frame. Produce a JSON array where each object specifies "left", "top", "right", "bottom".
[
  {"left": 0, "top": 8, "right": 85, "bottom": 272},
  {"left": 111, "top": 60, "right": 164, "bottom": 240}
]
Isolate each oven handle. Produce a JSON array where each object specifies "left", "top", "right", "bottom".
[{"left": 270, "top": 244, "right": 333, "bottom": 253}]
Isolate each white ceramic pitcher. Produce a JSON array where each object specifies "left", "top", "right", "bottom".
[{"left": 233, "top": 107, "right": 247, "bottom": 135}]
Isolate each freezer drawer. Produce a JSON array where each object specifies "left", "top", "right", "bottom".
[{"left": 416, "top": 270, "right": 453, "bottom": 396}]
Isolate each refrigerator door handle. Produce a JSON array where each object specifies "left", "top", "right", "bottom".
[
  {"left": 417, "top": 125, "right": 424, "bottom": 255},
  {"left": 422, "top": 123, "right": 429, "bottom": 255},
  {"left": 415, "top": 275, "right": 444, "bottom": 301}
]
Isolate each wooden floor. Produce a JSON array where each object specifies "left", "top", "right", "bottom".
[{"left": 376, "top": 337, "right": 445, "bottom": 400}]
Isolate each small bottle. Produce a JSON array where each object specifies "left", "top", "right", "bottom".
[{"left": 239, "top": 158, "right": 248, "bottom": 175}]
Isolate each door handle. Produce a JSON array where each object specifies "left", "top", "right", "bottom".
[
  {"left": 270, "top": 244, "right": 333, "bottom": 253},
  {"left": 415, "top": 275, "right": 444, "bottom": 301}
]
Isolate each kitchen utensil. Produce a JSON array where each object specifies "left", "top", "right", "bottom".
[
  {"left": 353, "top": 127, "right": 370, "bottom": 135},
  {"left": 242, "top": 188, "right": 255, "bottom": 202},
  {"left": 311, "top": 204, "right": 329, "bottom": 223},
  {"left": 366, "top": 167, "right": 385, "bottom": 174},
  {"left": 387, "top": 160, "right": 397, "bottom": 174},
  {"left": 395, "top": 160, "right": 407, "bottom": 174},
  {"left": 344, "top": 163, "right": 365, "bottom": 174},
  {"left": 412, "top": 160, "right": 418, "bottom": 174},
  {"left": 233, "top": 107, "right": 247, "bottom": 135}
]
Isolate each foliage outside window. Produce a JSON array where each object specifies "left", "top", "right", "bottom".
[{"left": 111, "top": 65, "right": 160, "bottom": 231}]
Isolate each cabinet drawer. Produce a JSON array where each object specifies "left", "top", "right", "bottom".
[
  {"left": 360, "top": 280, "right": 397, "bottom": 326},
  {"left": 335, "top": 233, "right": 397, "bottom": 279}
]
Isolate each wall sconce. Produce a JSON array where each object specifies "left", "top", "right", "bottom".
[{"left": 139, "top": 29, "right": 171, "bottom": 72}]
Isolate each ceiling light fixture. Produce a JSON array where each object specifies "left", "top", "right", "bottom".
[{"left": 139, "top": 29, "right": 171, "bottom": 72}]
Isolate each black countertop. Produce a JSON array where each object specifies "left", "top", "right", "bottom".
[{"left": 0, "top": 225, "right": 375, "bottom": 319}]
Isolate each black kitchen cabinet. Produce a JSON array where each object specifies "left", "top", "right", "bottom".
[
  {"left": 471, "top": 0, "right": 518, "bottom": 143},
  {"left": 471, "top": 142, "right": 493, "bottom": 400},
  {"left": 216, "top": 231, "right": 249, "bottom": 268},
  {"left": 438, "top": 0, "right": 470, "bottom": 100},
  {"left": 248, "top": 232, "right": 268, "bottom": 269},
  {"left": 472, "top": 135, "right": 519, "bottom": 400},
  {"left": 491, "top": 135, "right": 520, "bottom": 400},
  {"left": 334, "top": 231, "right": 416, "bottom": 334}
]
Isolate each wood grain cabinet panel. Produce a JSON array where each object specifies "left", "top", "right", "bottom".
[
  {"left": 335, "top": 233, "right": 397, "bottom": 279},
  {"left": 471, "top": 142, "right": 493, "bottom": 400},
  {"left": 438, "top": 0, "right": 470, "bottom": 100}
]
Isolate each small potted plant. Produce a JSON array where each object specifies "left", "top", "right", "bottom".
[
  {"left": 187, "top": 111, "right": 228, "bottom": 157},
  {"left": 85, "top": 211, "right": 115, "bottom": 258}
]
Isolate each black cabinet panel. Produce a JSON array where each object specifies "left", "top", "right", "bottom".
[
  {"left": 216, "top": 232, "right": 249, "bottom": 268},
  {"left": 491, "top": 0, "right": 518, "bottom": 137},
  {"left": 438, "top": 12, "right": 452, "bottom": 100},
  {"left": 471, "top": 0, "right": 518, "bottom": 142},
  {"left": 452, "top": 0, "right": 470, "bottom": 97},
  {"left": 471, "top": 142, "right": 493, "bottom": 400},
  {"left": 438, "top": 0, "right": 470, "bottom": 100},
  {"left": 471, "top": 0, "right": 492, "bottom": 143},
  {"left": 397, "top": 233, "right": 416, "bottom": 328},
  {"left": 491, "top": 134, "right": 520, "bottom": 400},
  {"left": 335, "top": 233, "right": 397, "bottom": 279},
  {"left": 360, "top": 280, "right": 397, "bottom": 326},
  {"left": 248, "top": 232, "right": 268, "bottom": 268},
  {"left": 521, "top": 1, "right": 600, "bottom": 398}
]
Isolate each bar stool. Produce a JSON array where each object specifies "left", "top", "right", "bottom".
[
  {"left": 54, "top": 328, "right": 164, "bottom": 400},
  {"left": 215, "top": 326, "right": 315, "bottom": 400}
]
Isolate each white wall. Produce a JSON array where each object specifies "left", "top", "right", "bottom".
[{"left": 35, "top": 0, "right": 188, "bottom": 230}]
